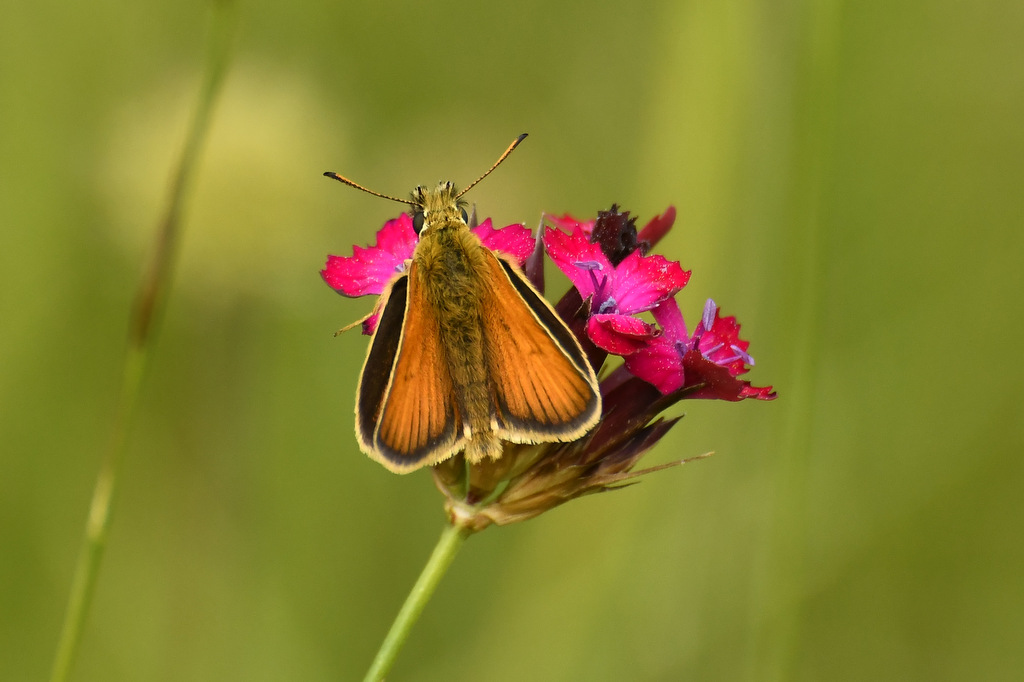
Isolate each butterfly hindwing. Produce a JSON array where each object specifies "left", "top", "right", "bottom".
[{"left": 480, "top": 252, "right": 600, "bottom": 440}]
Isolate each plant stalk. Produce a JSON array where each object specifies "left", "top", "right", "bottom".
[
  {"left": 363, "top": 523, "right": 472, "bottom": 682},
  {"left": 48, "top": 4, "right": 236, "bottom": 681}
]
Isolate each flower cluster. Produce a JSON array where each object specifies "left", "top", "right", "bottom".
[
  {"left": 543, "top": 206, "right": 775, "bottom": 402},
  {"left": 323, "top": 204, "right": 774, "bottom": 529}
]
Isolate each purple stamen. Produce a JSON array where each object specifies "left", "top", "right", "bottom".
[
  {"left": 702, "top": 299, "right": 717, "bottom": 332},
  {"left": 587, "top": 270, "right": 611, "bottom": 308},
  {"left": 574, "top": 260, "right": 603, "bottom": 270},
  {"left": 703, "top": 341, "right": 724, "bottom": 357},
  {"left": 731, "top": 344, "right": 754, "bottom": 365}
]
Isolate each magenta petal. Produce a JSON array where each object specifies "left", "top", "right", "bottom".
[
  {"left": 362, "top": 311, "right": 380, "bottom": 336},
  {"left": 321, "top": 252, "right": 397, "bottom": 297},
  {"left": 681, "top": 350, "right": 776, "bottom": 401},
  {"left": 586, "top": 314, "right": 658, "bottom": 355},
  {"left": 473, "top": 219, "right": 533, "bottom": 265},
  {"left": 739, "top": 384, "right": 777, "bottom": 400},
  {"left": 651, "top": 298, "right": 688, "bottom": 343},
  {"left": 321, "top": 214, "right": 416, "bottom": 297},
  {"left": 374, "top": 214, "right": 418, "bottom": 258},
  {"left": 543, "top": 224, "right": 612, "bottom": 299},
  {"left": 636, "top": 206, "right": 676, "bottom": 249},
  {"left": 546, "top": 213, "right": 594, "bottom": 236},
  {"left": 700, "top": 322, "right": 750, "bottom": 375},
  {"left": 692, "top": 302, "right": 756, "bottom": 377},
  {"left": 608, "top": 250, "right": 691, "bottom": 314},
  {"left": 623, "top": 335, "right": 684, "bottom": 394}
]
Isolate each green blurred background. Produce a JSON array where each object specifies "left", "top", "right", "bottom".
[{"left": 3, "top": 0, "right": 1023, "bottom": 680}]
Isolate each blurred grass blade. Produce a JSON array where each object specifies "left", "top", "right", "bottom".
[
  {"left": 749, "top": 1, "right": 842, "bottom": 680},
  {"left": 48, "top": 3, "right": 237, "bottom": 681}
]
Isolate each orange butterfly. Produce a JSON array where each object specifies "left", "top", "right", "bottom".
[{"left": 326, "top": 135, "right": 601, "bottom": 473}]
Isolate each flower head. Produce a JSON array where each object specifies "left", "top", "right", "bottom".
[
  {"left": 625, "top": 298, "right": 776, "bottom": 400},
  {"left": 544, "top": 206, "right": 690, "bottom": 356},
  {"left": 323, "top": 203, "right": 774, "bottom": 528}
]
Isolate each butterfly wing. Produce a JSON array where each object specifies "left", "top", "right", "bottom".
[
  {"left": 480, "top": 252, "right": 601, "bottom": 441},
  {"left": 356, "top": 264, "right": 464, "bottom": 472}
]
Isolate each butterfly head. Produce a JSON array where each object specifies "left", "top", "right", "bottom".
[{"left": 410, "top": 181, "right": 469, "bottom": 235}]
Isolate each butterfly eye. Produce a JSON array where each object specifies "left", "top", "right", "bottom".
[
  {"left": 412, "top": 211, "right": 425, "bottom": 234},
  {"left": 460, "top": 208, "right": 469, "bottom": 223}
]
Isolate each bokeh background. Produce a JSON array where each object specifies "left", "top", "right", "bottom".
[{"left": 3, "top": 0, "right": 1023, "bottom": 680}]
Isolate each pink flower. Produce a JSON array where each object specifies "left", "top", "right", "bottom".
[
  {"left": 625, "top": 298, "right": 776, "bottom": 400},
  {"left": 321, "top": 215, "right": 533, "bottom": 334},
  {"left": 544, "top": 207, "right": 690, "bottom": 356},
  {"left": 540, "top": 205, "right": 773, "bottom": 402},
  {"left": 472, "top": 219, "right": 535, "bottom": 265},
  {"left": 321, "top": 214, "right": 417, "bottom": 298}
]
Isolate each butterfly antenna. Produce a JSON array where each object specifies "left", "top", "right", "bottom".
[
  {"left": 457, "top": 133, "right": 528, "bottom": 198},
  {"left": 323, "top": 172, "right": 415, "bottom": 205}
]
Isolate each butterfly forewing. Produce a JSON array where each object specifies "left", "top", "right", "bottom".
[
  {"left": 356, "top": 275, "right": 407, "bottom": 450},
  {"left": 359, "top": 265, "right": 463, "bottom": 471},
  {"left": 481, "top": 252, "right": 601, "bottom": 440}
]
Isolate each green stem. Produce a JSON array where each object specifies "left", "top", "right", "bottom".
[
  {"left": 48, "top": 4, "right": 236, "bottom": 681},
  {"left": 363, "top": 524, "right": 472, "bottom": 682}
]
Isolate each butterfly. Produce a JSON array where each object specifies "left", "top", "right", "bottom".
[{"left": 326, "top": 135, "right": 601, "bottom": 473}]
